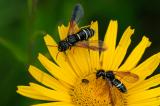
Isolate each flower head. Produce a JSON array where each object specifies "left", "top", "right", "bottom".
[{"left": 17, "top": 20, "right": 160, "bottom": 106}]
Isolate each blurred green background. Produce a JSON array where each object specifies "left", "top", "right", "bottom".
[{"left": 0, "top": 0, "right": 160, "bottom": 106}]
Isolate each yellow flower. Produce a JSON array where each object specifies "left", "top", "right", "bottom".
[{"left": 17, "top": 20, "right": 160, "bottom": 106}]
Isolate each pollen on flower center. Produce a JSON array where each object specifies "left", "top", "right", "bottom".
[{"left": 70, "top": 73, "right": 113, "bottom": 106}]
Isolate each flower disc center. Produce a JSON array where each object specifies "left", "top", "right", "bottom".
[{"left": 70, "top": 73, "right": 113, "bottom": 106}]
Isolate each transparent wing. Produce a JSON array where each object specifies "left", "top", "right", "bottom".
[
  {"left": 75, "top": 40, "right": 107, "bottom": 51},
  {"left": 71, "top": 3, "right": 84, "bottom": 24},
  {"left": 113, "top": 71, "right": 139, "bottom": 83},
  {"left": 68, "top": 3, "right": 84, "bottom": 35}
]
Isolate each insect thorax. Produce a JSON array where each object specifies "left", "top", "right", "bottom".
[
  {"left": 105, "top": 71, "right": 115, "bottom": 80},
  {"left": 67, "top": 34, "right": 78, "bottom": 45}
]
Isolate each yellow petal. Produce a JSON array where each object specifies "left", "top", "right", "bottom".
[
  {"left": 32, "top": 102, "right": 74, "bottom": 106},
  {"left": 28, "top": 65, "right": 69, "bottom": 91},
  {"left": 111, "top": 26, "right": 134, "bottom": 70},
  {"left": 57, "top": 23, "right": 94, "bottom": 77},
  {"left": 66, "top": 47, "right": 91, "bottom": 76},
  {"left": 43, "top": 34, "right": 65, "bottom": 65},
  {"left": 124, "top": 52, "right": 160, "bottom": 89},
  {"left": 128, "top": 100, "right": 160, "bottom": 106},
  {"left": 89, "top": 21, "right": 98, "bottom": 41},
  {"left": 65, "top": 22, "right": 98, "bottom": 76},
  {"left": 38, "top": 53, "right": 76, "bottom": 85},
  {"left": 129, "top": 74, "right": 160, "bottom": 94},
  {"left": 89, "top": 21, "right": 100, "bottom": 70},
  {"left": 128, "top": 96, "right": 160, "bottom": 106},
  {"left": 58, "top": 24, "right": 69, "bottom": 40},
  {"left": 127, "top": 52, "right": 160, "bottom": 89},
  {"left": 100, "top": 20, "right": 118, "bottom": 70},
  {"left": 131, "top": 52, "right": 160, "bottom": 78},
  {"left": 58, "top": 23, "right": 79, "bottom": 40},
  {"left": 118, "top": 36, "right": 151, "bottom": 71},
  {"left": 127, "top": 87, "right": 160, "bottom": 103},
  {"left": 17, "top": 86, "right": 53, "bottom": 101},
  {"left": 30, "top": 82, "right": 71, "bottom": 102},
  {"left": 44, "top": 34, "right": 77, "bottom": 76}
]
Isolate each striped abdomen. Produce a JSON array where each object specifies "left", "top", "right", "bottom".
[
  {"left": 111, "top": 79, "right": 127, "bottom": 93},
  {"left": 75, "top": 27, "right": 94, "bottom": 41},
  {"left": 66, "top": 27, "right": 94, "bottom": 46}
]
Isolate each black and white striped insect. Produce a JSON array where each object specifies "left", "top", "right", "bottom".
[
  {"left": 58, "top": 27, "right": 95, "bottom": 52},
  {"left": 96, "top": 69, "right": 139, "bottom": 93},
  {"left": 57, "top": 4, "right": 107, "bottom": 52}
]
